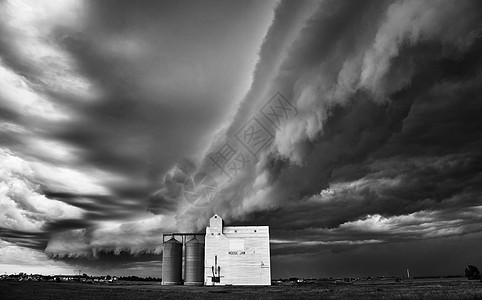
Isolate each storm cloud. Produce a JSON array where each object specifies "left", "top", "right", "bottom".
[{"left": 1, "top": 0, "right": 481, "bottom": 277}]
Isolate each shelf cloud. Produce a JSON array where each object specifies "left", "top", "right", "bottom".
[{"left": 1, "top": 0, "right": 481, "bottom": 277}]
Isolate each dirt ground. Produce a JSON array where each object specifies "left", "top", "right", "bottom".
[{"left": 1, "top": 278, "right": 481, "bottom": 299}]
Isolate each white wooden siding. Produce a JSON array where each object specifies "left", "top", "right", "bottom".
[{"left": 204, "top": 215, "right": 271, "bottom": 286}]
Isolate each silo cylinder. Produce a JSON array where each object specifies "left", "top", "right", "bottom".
[
  {"left": 162, "top": 238, "right": 182, "bottom": 285},
  {"left": 184, "top": 238, "right": 205, "bottom": 286}
]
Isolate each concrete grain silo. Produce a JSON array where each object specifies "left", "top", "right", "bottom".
[
  {"left": 161, "top": 238, "right": 182, "bottom": 285},
  {"left": 184, "top": 238, "right": 205, "bottom": 285}
]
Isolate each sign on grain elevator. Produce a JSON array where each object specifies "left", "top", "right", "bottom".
[{"left": 204, "top": 214, "right": 271, "bottom": 285}]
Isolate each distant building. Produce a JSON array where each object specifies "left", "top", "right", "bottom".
[{"left": 204, "top": 214, "right": 271, "bottom": 285}]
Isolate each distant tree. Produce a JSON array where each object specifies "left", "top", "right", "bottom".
[
  {"left": 106, "top": 275, "right": 112, "bottom": 280},
  {"left": 465, "top": 265, "right": 481, "bottom": 280},
  {"left": 82, "top": 273, "right": 88, "bottom": 278}
]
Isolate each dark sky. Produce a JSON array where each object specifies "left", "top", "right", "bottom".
[{"left": 1, "top": 0, "right": 481, "bottom": 278}]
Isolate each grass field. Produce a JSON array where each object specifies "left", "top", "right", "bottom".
[{"left": 1, "top": 278, "right": 481, "bottom": 299}]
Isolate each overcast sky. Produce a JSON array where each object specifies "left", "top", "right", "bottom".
[{"left": 1, "top": 0, "right": 481, "bottom": 278}]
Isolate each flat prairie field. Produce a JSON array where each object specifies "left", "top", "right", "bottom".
[{"left": 1, "top": 278, "right": 481, "bottom": 299}]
